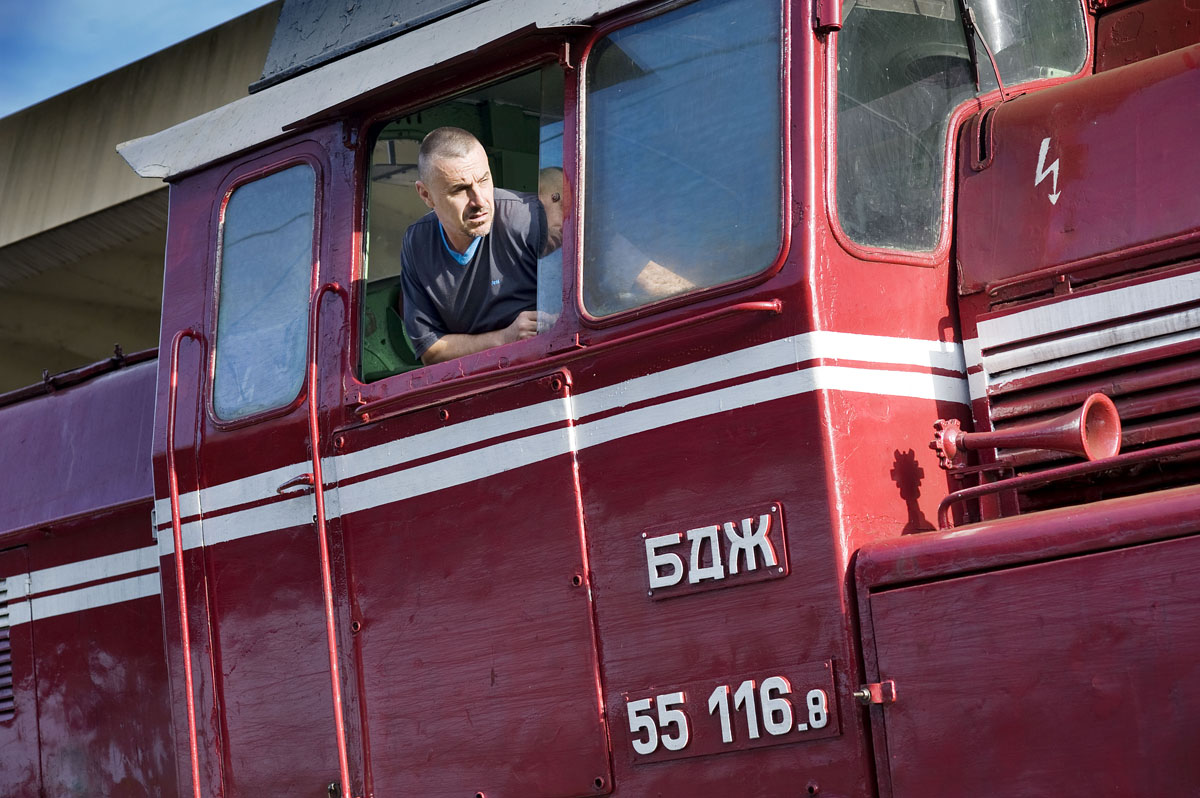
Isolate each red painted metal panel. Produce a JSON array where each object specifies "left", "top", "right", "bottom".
[
  {"left": 856, "top": 483, "right": 1200, "bottom": 589},
  {"left": 153, "top": 128, "right": 354, "bottom": 797},
  {"left": 205, "top": 528, "right": 342, "bottom": 794},
  {"left": 578, "top": 393, "right": 876, "bottom": 797},
  {"left": 955, "top": 43, "right": 1200, "bottom": 293},
  {"left": 36, "top": 598, "right": 176, "bottom": 796},
  {"left": 1096, "top": 0, "right": 1200, "bottom": 72},
  {"left": 866, "top": 534, "right": 1200, "bottom": 796},
  {"left": 338, "top": 375, "right": 610, "bottom": 798},
  {"left": 856, "top": 485, "right": 1200, "bottom": 796},
  {"left": 0, "top": 360, "right": 155, "bottom": 538},
  {"left": 29, "top": 505, "right": 176, "bottom": 797}
]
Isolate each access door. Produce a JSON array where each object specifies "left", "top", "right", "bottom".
[
  {"left": 332, "top": 372, "right": 612, "bottom": 798},
  {"left": 864, "top": 533, "right": 1200, "bottom": 797}
]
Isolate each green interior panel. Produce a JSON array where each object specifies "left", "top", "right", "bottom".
[{"left": 361, "top": 275, "right": 422, "bottom": 381}]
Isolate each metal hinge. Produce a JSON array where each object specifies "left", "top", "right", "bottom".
[
  {"left": 813, "top": 0, "right": 843, "bottom": 33},
  {"left": 853, "top": 680, "right": 897, "bottom": 705}
]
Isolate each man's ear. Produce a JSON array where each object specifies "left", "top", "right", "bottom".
[{"left": 415, "top": 180, "right": 435, "bottom": 209}]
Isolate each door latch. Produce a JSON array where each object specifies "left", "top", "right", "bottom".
[{"left": 853, "top": 680, "right": 897, "bottom": 705}]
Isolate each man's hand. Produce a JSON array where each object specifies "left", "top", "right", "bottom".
[
  {"left": 420, "top": 310, "right": 540, "bottom": 365},
  {"left": 506, "top": 310, "right": 539, "bottom": 342}
]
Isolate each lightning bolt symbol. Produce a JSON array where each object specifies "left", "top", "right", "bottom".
[{"left": 1035, "top": 136, "right": 1061, "bottom": 205}]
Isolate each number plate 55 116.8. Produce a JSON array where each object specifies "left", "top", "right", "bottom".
[{"left": 617, "top": 660, "right": 839, "bottom": 763}]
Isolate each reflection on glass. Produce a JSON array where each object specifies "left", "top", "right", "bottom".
[
  {"left": 538, "top": 67, "right": 566, "bottom": 333},
  {"left": 584, "top": 0, "right": 783, "bottom": 317},
  {"left": 836, "top": 0, "right": 1086, "bottom": 251},
  {"left": 213, "top": 164, "right": 315, "bottom": 420}
]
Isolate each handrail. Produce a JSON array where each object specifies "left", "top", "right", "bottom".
[
  {"left": 166, "top": 328, "right": 204, "bottom": 798},
  {"left": 937, "top": 438, "right": 1200, "bottom": 529},
  {"left": 354, "top": 298, "right": 783, "bottom": 423},
  {"left": 307, "top": 281, "right": 355, "bottom": 798}
]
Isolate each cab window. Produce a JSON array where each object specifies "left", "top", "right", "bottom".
[
  {"left": 582, "top": 0, "right": 784, "bottom": 317},
  {"left": 835, "top": 0, "right": 1086, "bottom": 252},
  {"left": 360, "top": 66, "right": 564, "bottom": 382},
  {"left": 212, "top": 164, "right": 316, "bottom": 420}
]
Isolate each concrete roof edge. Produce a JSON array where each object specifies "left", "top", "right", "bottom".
[{"left": 116, "top": 0, "right": 622, "bottom": 180}]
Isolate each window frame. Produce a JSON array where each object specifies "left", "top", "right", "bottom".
[
  {"left": 343, "top": 0, "right": 792, "bottom": 407},
  {"left": 574, "top": 0, "right": 793, "bottom": 329},
  {"left": 823, "top": 0, "right": 1093, "bottom": 267},
  {"left": 347, "top": 42, "right": 581, "bottom": 397},
  {"left": 206, "top": 147, "right": 325, "bottom": 430}
]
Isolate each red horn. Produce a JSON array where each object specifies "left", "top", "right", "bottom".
[{"left": 933, "top": 393, "right": 1121, "bottom": 469}]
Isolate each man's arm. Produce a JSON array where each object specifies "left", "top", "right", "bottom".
[{"left": 420, "top": 310, "right": 539, "bottom": 365}]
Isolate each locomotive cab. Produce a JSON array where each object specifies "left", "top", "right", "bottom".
[{"left": 0, "top": 0, "right": 1184, "bottom": 794}]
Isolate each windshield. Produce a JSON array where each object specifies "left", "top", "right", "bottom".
[{"left": 836, "top": 0, "right": 1087, "bottom": 251}]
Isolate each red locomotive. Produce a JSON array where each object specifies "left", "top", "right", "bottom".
[{"left": 3, "top": 0, "right": 1199, "bottom": 794}]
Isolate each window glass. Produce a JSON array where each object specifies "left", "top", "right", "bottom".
[
  {"left": 213, "top": 164, "right": 316, "bottom": 420},
  {"left": 361, "top": 66, "right": 564, "bottom": 381},
  {"left": 836, "top": 0, "right": 1086, "bottom": 251},
  {"left": 583, "top": 0, "right": 783, "bottom": 317}
]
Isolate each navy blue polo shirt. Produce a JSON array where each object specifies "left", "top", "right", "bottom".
[{"left": 400, "top": 188, "right": 545, "bottom": 358}]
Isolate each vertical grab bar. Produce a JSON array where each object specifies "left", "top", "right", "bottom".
[
  {"left": 166, "top": 328, "right": 204, "bottom": 798},
  {"left": 308, "top": 282, "right": 354, "bottom": 798}
]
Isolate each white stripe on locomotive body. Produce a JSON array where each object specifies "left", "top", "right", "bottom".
[
  {"left": 329, "top": 332, "right": 963, "bottom": 485},
  {"left": 977, "top": 269, "right": 1200, "bottom": 348},
  {"left": 156, "top": 494, "right": 317, "bottom": 557},
  {"left": 336, "top": 396, "right": 574, "bottom": 483},
  {"left": 8, "top": 334, "right": 964, "bottom": 623},
  {"left": 6, "top": 549, "right": 161, "bottom": 628},
  {"left": 972, "top": 270, "right": 1200, "bottom": 393},
  {"left": 151, "top": 333, "right": 968, "bottom": 554},
  {"left": 25, "top": 574, "right": 161, "bottom": 625},
  {"left": 572, "top": 332, "right": 963, "bottom": 420},
  {"left": 989, "top": 324, "right": 1200, "bottom": 391},
  {"left": 961, "top": 338, "right": 987, "bottom": 402},
  {"left": 983, "top": 305, "right": 1200, "bottom": 375},
  {"left": 157, "top": 362, "right": 967, "bottom": 550},
  {"left": 29, "top": 546, "right": 159, "bottom": 594}
]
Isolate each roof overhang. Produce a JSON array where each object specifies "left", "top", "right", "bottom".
[{"left": 117, "top": 0, "right": 629, "bottom": 180}]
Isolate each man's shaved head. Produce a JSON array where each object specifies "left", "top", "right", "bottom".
[
  {"left": 538, "top": 166, "right": 564, "bottom": 202},
  {"left": 414, "top": 126, "right": 495, "bottom": 253},
  {"left": 418, "top": 127, "right": 484, "bottom": 184}
]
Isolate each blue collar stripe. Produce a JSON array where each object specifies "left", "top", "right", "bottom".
[{"left": 439, "top": 223, "right": 481, "bottom": 265}]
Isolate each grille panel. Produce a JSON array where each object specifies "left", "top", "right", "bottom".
[
  {"left": 0, "top": 578, "right": 12, "bottom": 720},
  {"left": 976, "top": 267, "right": 1200, "bottom": 511}
]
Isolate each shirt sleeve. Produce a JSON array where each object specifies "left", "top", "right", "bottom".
[{"left": 400, "top": 226, "right": 446, "bottom": 359}]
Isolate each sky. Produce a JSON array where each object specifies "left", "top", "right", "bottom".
[{"left": 0, "top": 0, "right": 271, "bottom": 118}]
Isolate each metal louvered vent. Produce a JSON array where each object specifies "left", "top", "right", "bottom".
[
  {"left": 0, "top": 577, "right": 13, "bottom": 720},
  {"left": 978, "top": 265, "right": 1200, "bottom": 513}
]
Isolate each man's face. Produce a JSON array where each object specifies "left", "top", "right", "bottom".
[
  {"left": 538, "top": 173, "right": 566, "bottom": 255},
  {"left": 416, "top": 143, "right": 494, "bottom": 252}
]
